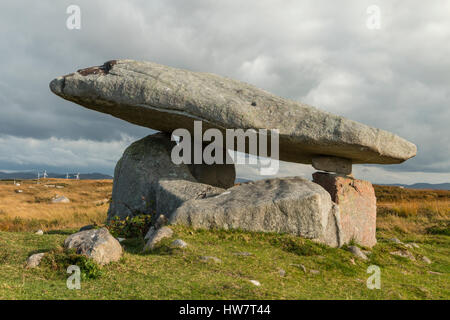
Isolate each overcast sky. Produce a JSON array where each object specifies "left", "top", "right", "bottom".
[{"left": 0, "top": 0, "right": 449, "bottom": 184}]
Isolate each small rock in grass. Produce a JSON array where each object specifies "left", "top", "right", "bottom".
[
  {"left": 250, "top": 280, "right": 261, "bottom": 286},
  {"left": 411, "top": 243, "right": 420, "bottom": 248},
  {"left": 347, "top": 246, "right": 368, "bottom": 260},
  {"left": 389, "top": 238, "right": 403, "bottom": 244},
  {"left": 35, "top": 230, "right": 44, "bottom": 235},
  {"left": 64, "top": 228, "right": 123, "bottom": 265},
  {"left": 200, "top": 256, "right": 222, "bottom": 263},
  {"left": 309, "top": 269, "right": 320, "bottom": 275},
  {"left": 390, "top": 250, "right": 416, "bottom": 261},
  {"left": 117, "top": 237, "right": 126, "bottom": 243},
  {"left": 15, "top": 189, "right": 23, "bottom": 193},
  {"left": 350, "top": 258, "right": 356, "bottom": 265},
  {"left": 421, "top": 256, "right": 432, "bottom": 264},
  {"left": 171, "top": 239, "right": 188, "bottom": 248},
  {"left": 290, "top": 263, "right": 307, "bottom": 273},
  {"left": 51, "top": 196, "right": 70, "bottom": 204},
  {"left": 26, "top": 253, "right": 45, "bottom": 268},
  {"left": 278, "top": 268, "right": 286, "bottom": 277},
  {"left": 144, "top": 215, "right": 170, "bottom": 241},
  {"left": 143, "top": 226, "right": 173, "bottom": 252},
  {"left": 428, "top": 271, "right": 443, "bottom": 275},
  {"left": 233, "top": 252, "right": 252, "bottom": 256}
]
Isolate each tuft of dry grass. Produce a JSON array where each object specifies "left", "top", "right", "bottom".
[
  {"left": 374, "top": 185, "right": 450, "bottom": 234},
  {"left": 0, "top": 179, "right": 112, "bottom": 232}
]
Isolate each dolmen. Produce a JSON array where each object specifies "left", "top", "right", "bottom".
[{"left": 50, "top": 60, "right": 417, "bottom": 248}]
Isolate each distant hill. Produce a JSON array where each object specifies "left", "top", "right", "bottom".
[
  {"left": 0, "top": 172, "right": 112, "bottom": 180},
  {"left": 381, "top": 183, "right": 450, "bottom": 191}
]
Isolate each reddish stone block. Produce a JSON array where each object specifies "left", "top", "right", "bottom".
[{"left": 312, "top": 172, "right": 377, "bottom": 248}]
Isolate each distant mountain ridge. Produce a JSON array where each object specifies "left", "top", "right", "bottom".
[
  {"left": 382, "top": 182, "right": 450, "bottom": 190},
  {"left": 0, "top": 171, "right": 112, "bottom": 180}
]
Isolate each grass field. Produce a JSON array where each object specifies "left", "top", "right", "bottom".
[{"left": 0, "top": 179, "right": 448, "bottom": 299}]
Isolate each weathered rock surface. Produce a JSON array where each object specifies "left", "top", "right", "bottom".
[
  {"left": 170, "top": 177, "right": 343, "bottom": 247},
  {"left": 107, "top": 133, "right": 231, "bottom": 220},
  {"left": 171, "top": 239, "right": 188, "bottom": 249},
  {"left": 50, "top": 60, "right": 416, "bottom": 165},
  {"left": 26, "top": 253, "right": 45, "bottom": 268},
  {"left": 144, "top": 215, "right": 168, "bottom": 241},
  {"left": 64, "top": 228, "right": 123, "bottom": 265},
  {"left": 313, "top": 172, "right": 377, "bottom": 248},
  {"left": 312, "top": 156, "right": 352, "bottom": 175},
  {"left": 143, "top": 226, "right": 173, "bottom": 252}
]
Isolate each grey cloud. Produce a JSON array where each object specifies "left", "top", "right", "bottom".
[{"left": 0, "top": 0, "right": 448, "bottom": 181}]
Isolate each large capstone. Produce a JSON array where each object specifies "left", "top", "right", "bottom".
[
  {"left": 170, "top": 177, "right": 343, "bottom": 247},
  {"left": 107, "top": 132, "right": 232, "bottom": 220},
  {"left": 50, "top": 60, "right": 416, "bottom": 166}
]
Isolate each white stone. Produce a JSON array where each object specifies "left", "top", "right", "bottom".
[
  {"left": 250, "top": 280, "right": 261, "bottom": 286},
  {"left": 26, "top": 253, "right": 45, "bottom": 268}
]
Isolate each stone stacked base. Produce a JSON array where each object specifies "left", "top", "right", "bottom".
[
  {"left": 108, "top": 133, "right": 378, "bottom": 248},
  {"left": 312, "top": 172, "right": 377, "bottom": 248}
]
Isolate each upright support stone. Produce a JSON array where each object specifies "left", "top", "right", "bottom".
[
  {"left": 312, "top": 156, "right": 352, "bottom": 175},
  {"left": 107, "top": 133, "right": 233, "bottom": 221},
  {"left": 187, "top": 138, "right": 236, "bottom": 190},
  {"left": 312, "top": 172, "right": 376, "bottom": 248}
]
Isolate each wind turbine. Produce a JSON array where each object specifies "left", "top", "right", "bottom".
[
  {"left": 75, "top": 173, "right": 80, "bottom": 180},
  {"left": 66, "top": 173, "right": 70, "bottom": 179},
  {"left": 43, "top": 170, "right": 48, "bottom": 179}
]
